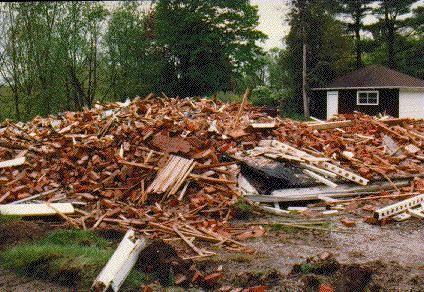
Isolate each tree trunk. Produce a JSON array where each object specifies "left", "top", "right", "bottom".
[
  {"left": 12, "top": 86, "right": 20, "bottom": 121},
  {"left": 302, "top": 34, "right": 309, "bottom": 119},
  {"left": 354, "top": 11, "right": 363, "bottom": 69},
  {"left": 67, "top": 64, "right": 85, "bottom": 111},
  {"left": 384, "top": 9, "right": 396, "bottom": 69}
]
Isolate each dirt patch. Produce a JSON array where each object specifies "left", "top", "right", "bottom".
[
  {"left": 291, "top": 253, "right": 424, "bottom": 291},
  {"left": 0, "top": 221, "right": 50, "bottom": 250},
  {"left": 138, "top": 240, "right": 193, "bottom": 286}
]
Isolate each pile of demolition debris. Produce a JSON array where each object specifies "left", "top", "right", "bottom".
[{"left": 0, "top": 93, "right": 423, "bottom": 260}]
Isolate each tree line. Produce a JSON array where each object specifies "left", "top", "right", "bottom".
[
  {"left": 0, "top": 1, "right": 265, "bottom": 121},
  {"left": 280, "top": 0, "right": 424, "bottom": 115},
  {"left": 0, "top": 1, "right": 423, "bottom": 121}
]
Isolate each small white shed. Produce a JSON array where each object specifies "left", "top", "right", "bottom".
[{"left": 310, "top": 65, "right": 424, "bottom": 119}]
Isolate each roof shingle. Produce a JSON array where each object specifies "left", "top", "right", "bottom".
[{"left": 315, "top": 65, "right": 424, "bottom": 89}]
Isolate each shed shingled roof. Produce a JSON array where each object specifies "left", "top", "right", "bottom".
[{"left": 313, "top": 65, "right": 424, "bottom": 90}]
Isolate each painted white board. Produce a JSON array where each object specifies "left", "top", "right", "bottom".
[{"left": 326, "top": 91, "right": 338, "bottom": 120}]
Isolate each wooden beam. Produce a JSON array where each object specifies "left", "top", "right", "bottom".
[
  {"left": 306, "top": 120, "right": 353, "bottom": 130},
  {"left": 0, "top": 203, "right": 74, "bottom": 216}
]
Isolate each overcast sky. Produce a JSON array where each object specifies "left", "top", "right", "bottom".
[
  {"left": 252, "top": 0, "right": 289, "bottom": 50},
  {"left": 252, "top": 0, "right": 424, "bottom": 50}
]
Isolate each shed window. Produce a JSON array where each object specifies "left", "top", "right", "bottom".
[{"left": 357, "top": 91, "right": 379, "bottom": 105}]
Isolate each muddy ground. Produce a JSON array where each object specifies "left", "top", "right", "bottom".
[{"left": 0, "top": 214, "right": 423, "bottom": 291}]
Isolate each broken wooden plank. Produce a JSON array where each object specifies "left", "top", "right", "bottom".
[
  {"left": 303, "top": 169, "right": 338, "bottom": 188},
  {"left": 0, "top": 203, "right": 74, "bottom": 216},
  {"left": 254, "top": 180, "right": 413, "bottom": 203},
  {"left": 10, "top": 188, "right": 58, "bottom": 204},
  {"left": 250, "top": 122, "right": 276, "bottom": 129},
  {"left": 147, "top": 155, "right": 194, "bottom": 194},
  {"left": 92, "top": 229, "right": 146, "bottom": 292},
  {"left": 392, "top": 213, "right": 412, "bottom": 221},
  {"left": 0, "top": 157, "right": 26, "bottom": 168},
  {"left": 300, "top": 163, "right": 337, "bottom": 178},
  {"left": 374, "top": 194, "right": 424, "bottom": 220},
  {"left": 312, "top": 160, "right": 369, "bottom": 185},
  {"left": 307, "top": 120, "right": 353, "bottom": 130},
  {"left": 408, "top": 204, "right": 424, "bottom": 219},
  {"left": 266, "top": 140, "right": 368, "bottom": 185}
]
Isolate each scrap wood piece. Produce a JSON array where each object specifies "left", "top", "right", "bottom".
[
  {"left": 0, "top": 203, "right": 74, "bottom": 216},
  {"left": 313, "top": 160, "right": 368, "bottom": 185},
  {"left": 303, "top": 169, "right": 338, "bottom": 188},
  {"left": 0, "top": 156, "right": 26, "bottom": 168},
  {"left": 10, "top": 188, "right": 58, "bottom": 204},
  {"left": 231, "top": 88, "right": 251, "bottom": 129},
  {"left": 250, "top": 121, "right": 276, "bottom": 129},
  {"left": 146, "top": 155, "right": 194, "bottom": 195},
  {"left": 169, "top": 160, "right": 196, "bottom": 196},
  {"left": 369, "top": 119, "right": 409, "bottom": 141},
  {"left": 314, "top": 192, "right": 418, "bottom": 206},
  {"left": 393, "top": 213, "right": 412, "bottom": 221},
  {"left": 173, "top": 225, "right": 208, "bottom": 256},
  {"left": 307, "top": 118, "right": 352, "bottom": 131},
  {"left": 92, "top": 229, "right": 146, "bottom": 292},
  {"left": 408, "top": 204, "right": 424, "bottom": 219},
  {"left": 267, "top": 140, "right": 368, "bottom": 185},
  {"left": 300, "top": 163, "right": 337, "bottom": 178},
  {"left": 267, "top": 180, "right": 411, "bottom": 203},
  {"left": 374, "top": 194, "right": 424, "bottom": 220}
]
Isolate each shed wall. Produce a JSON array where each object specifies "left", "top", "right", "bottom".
[
  {"left": 338, "top": 89, "right": 399, "bottom": 117},
  {"left": 399, "top": 89, "right": 424, "bottom": 118}
]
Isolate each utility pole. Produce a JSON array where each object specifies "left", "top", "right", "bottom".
[{"left": 301, "top": 0, "right": 310, "bottom": 119}]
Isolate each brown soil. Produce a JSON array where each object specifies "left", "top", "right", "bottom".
[
  {"left": 0, "top": 220, "right": 51, "bottom": 250},
  {"left": 0, "top": 216, "right": 423, "bottom": 291},
  {"left": 138, "top": 239, "right": 193, "bottom": 286},
  {"left": 191, "top": 215, "right": 424, "bottom": 291}
]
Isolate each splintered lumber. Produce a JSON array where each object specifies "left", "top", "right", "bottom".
[
  {"left": 250, "top": 122, "right": 276, "bottom": 129},
  {"left": 303, "top": 169, "right": 337, "bottom": 188},
  {"left": 408, "top": 205, "right": 424, "bottom": 219},
  {"left": 374, "top": 194, "right": 424, "bottom": 220},
  {"left": 92, "top": 229, "right": 146, "bottom": 292},
  {"left": 257, "top": 205, "right": 290, "bottom": 216},
  {"left": 231, "top": 88, "right": 251, "bottom": 129},
  {"left": 147, "top": 155, "right": 194, "bottom": 195},
  {"left": 312, "top": 160, "right": 368, "bottom": 185},
  {"left": 307, "top": 119, "right": 353, "bottom": 130},
  {"left": 300, "top": 163, "right": 337, "bottom": 178},
  {"left": 267, "top": 140, "right": 368, "bottom": 185},
  {"left": 249, "top": 180, "right": 412, "bottom": 203},
  {"left": 0, "top": 157, "right": 26, "bottom": 168},
  {"left": 10, "top": 188, "right": 58, "bottom": 204},
  {"left": 0, "top": 203, "right": 74, "bottom": 216}
]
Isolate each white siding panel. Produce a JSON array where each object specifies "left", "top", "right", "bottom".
[
  {"left": 326, "top": 91, "right": 338, "bottom": 120},
  {"left": 399, "top": 89, "right": 424, "bottom": 118}
]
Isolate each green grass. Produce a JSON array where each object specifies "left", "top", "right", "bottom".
[
  {"left": 267, "top": 223, "right": 300, "bottom": 233},
  {"left": 0, "top": 215, "right": 22, "bottom": 223},
  {"left": 300, "top": 263, "right": 314, "bottom": 274},
  {"left": 1, "top": 229, "right": 148, "bottom": 291},
  {"left": 280, "top": 111, "right": 307, "bottom": 121},
  {"left": 233, "top": 197, "right": 256, "bottom": 219}
]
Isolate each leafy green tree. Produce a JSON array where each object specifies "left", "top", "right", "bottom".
[
  {"left": 373, "top": 0, "right": 418, "bottom": 69},
  {"left": 284, "top": 0, "right": 352, "bottom": 114},
  {"left": 337, "top": 0, "right": 375, "bottom": 69},
  {"left": 154, "top": 0, "right": 266, "bottom": 97}
]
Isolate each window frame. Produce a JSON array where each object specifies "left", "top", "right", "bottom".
[{"left": 356, "top": 90, "right": 379, "bottom": 106}]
